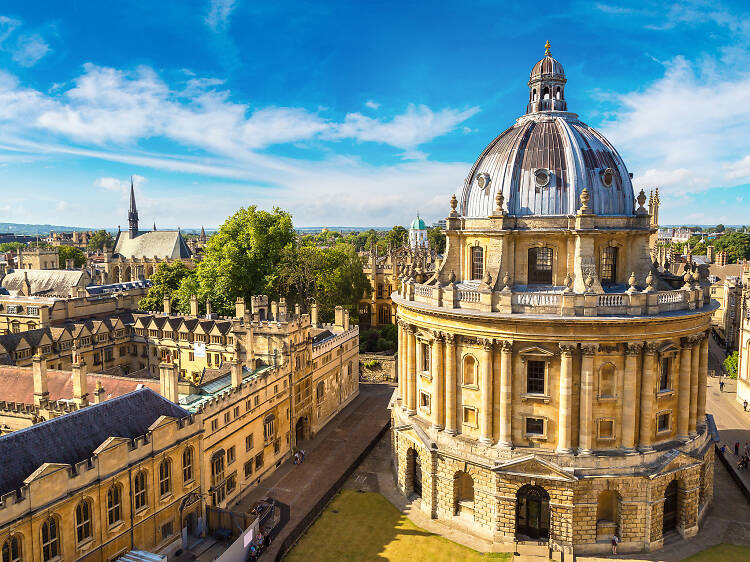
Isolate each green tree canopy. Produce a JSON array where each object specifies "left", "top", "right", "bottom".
[
  {"left": 713, "top": 231, "right": 750, "bottom": 263},
  {"left": 275, "top": 243, "right": 369, "bottom": 323},
  {"left": 139, "top": 262, "right": 194, "bottom": 312},
  {"left": 715, "top": 223, "right": 725, "bottom": 232},
  {"left": 58, "top": 246, "right": 86, "bottom": 268},
  {"left": 87, "top": 230, "right": 115, "bottom": 251},
  {"left": 175, "top": 206, "right": 295, "bottom": 315},
  {"left": 427, "top": 227, "right": 446, "bottom": 253},
  {"left": 0, "top": 242, "right": 25, "bottom": 252},
  {"left": 725, "top": 351, "right": 739, "bottom": 379}
]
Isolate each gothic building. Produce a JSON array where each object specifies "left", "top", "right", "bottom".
[{"left": 391, "top": 43, "right": 716, "bottom": 556}]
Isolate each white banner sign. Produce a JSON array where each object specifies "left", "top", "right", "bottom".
[{"left": 194, "top": 341, "right": 206, "bottom": 358}]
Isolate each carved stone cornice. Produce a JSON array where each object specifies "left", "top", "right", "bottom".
[
  {"left": 581, "top": 344, "right": 597, "bottom": 356},
  {"left": 500, "top": 340, "right": 513, "bottom": 353},
  {"left": 432, "top": 331, "right": 445, "bottom": 342},
  {"left": 445, "top": 333, "right": 456, "bottom": 345},
  {"left": 597, "top": 343, "right": 619, "bottom": 354},
  {"left": 481, "top": 338, "right": 494, "bottom": 351},
  {"left": 559, "top": 343, "right": 576, "bottom": 356},
  {"left": 624, "top": 342, "right": 644, "bottom": 355},
  {"left": 644, "top": 342, "right": 660, "bottom": 355}
]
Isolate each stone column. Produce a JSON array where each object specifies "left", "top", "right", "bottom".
[
  {"left": 622, "top": 343, "right": 642, "bottom": 453},
  {"left": 697, "top": 333, "right": 709, "bottom": 429},
  {"left": 431, "top": 332, "right": 445, "bottom": 430},
  {"left": 689, "top": 336, "right": 700, "bottom": 437},
  {"left": 444, "top": 334, "right": 458, "bottom": 434},
  {"left": 557, "top": 344, "right": 576, "bottom": 454},
  {"left": 480, "top": 339, "right": 494, "bottom": 445},
  {"left": 578, "top": 344, "right": 596, "bottom": 455},
  {"left": 498, "top": 341, "right": 513, "bottom": 447},
  {"left": 406, "top": 325, "right": 417, "bottom": 414},
  {"left": 397, "top": 321, "right": 404, "bottom": 401},
  {"left": 639, "top": 343, "right": 658, "bottom": 452},
  {"left": 677, "top": 339, "right": 692, "bottom": 441}
]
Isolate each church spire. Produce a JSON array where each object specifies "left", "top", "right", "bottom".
[{"left": 128, "top": 177, "right": 139, "bottom": 237}]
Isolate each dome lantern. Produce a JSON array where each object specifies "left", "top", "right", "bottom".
[{"left": 527, "top": 40, "right": 567, "bottom": 114}]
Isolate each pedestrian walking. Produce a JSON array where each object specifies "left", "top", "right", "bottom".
[
  {"left": 611, "top": 534, "right": 619, "bottom": 554},
  {"left": 744, "top": 400, "right": 748, "bottom": 412},
  {"left": 736, "top": 441, "right": 740, "bottom": 456},
  {"left": 720, "top": 380, "right": 725, "bottom": 392}
]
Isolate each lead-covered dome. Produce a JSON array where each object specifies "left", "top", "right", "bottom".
[{"left": 459, "top": 43, "right": 634, "bottom": 218}]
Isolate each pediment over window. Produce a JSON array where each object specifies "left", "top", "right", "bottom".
[
  {"left": 518, "top": 346, "right": 556, "bottom": 359},
  {"left": 492, "top": 455, "right": 577, "bottom": 482},
  {"left": 659, "top": 342, "right": 680, "bottom": 355},
  {"left": 649, "top": 449, "right": 701, "bottom": 479}
]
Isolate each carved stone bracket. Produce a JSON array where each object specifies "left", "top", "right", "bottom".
[
  {"left": 624, "top": 342, "right": 644, "bottom": 355},
  {"left": 559, "top": 343, "right": 577, "bottom": 356}
]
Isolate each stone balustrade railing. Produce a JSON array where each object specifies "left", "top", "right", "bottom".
[{"left": 400, "top": 281, "right": 710, "bottom": 317}]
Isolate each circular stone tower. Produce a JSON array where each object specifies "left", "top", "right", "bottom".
[{"left": 391, "top": 43, "right": 717, "bottom": 556}]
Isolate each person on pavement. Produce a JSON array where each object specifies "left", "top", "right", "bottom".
[{"left": 720, "top": 380, "right": 725, "bottom": 392}]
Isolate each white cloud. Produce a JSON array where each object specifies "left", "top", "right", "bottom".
[
  {"left": 365, "top": 100, "right": 380, "bottom": 110},
  {"left": 12, "top": 34, "right": 50, "bottom": 67},
  {"left": 94, "top": 174, "right": 147, "bottom": 193},
  {"left": 205, "top": 0, "right": 237, "bottom": 32}
]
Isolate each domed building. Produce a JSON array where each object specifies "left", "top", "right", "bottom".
[
  {"left": 391, "top": 43, "right": 717, "bottom": 556},
  {"left": 409, "top": 214, "right": 429, "bottom": 250}
]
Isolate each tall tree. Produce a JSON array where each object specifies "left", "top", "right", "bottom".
[
  {"left": 176, "top": 206, "right": 295, "bottom": 315},
  {"left": 713, "top": 231, "right": 750, "bottom": 263},
  {"left": 87, "top": 230, "right": 114, "bottom": 251},
  {"left": 427, "top": 227, "right": 446, "bottom": 253},
  {"left": 139, "top": 262, "right": 194, "bottom": 312},
  {"left": 58, "top": 246, "right": 86, "bottom": 268}
]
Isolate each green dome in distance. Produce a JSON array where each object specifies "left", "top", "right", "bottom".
[{"left": 410, "top": 215, "right": 427, "bottom": 230}]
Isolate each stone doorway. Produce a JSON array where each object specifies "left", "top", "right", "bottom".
[
  {"left": 406, "top": 448, "right": 422, "bottom": 498},
  {"left": 295, "top": 416, "right": 308, "bottom": 444},
  {"left": 663, "top": 480, "right": 679, "bottom": 534},
  {"left": 516, "top": 484, "right": 550, "bottom": 540}
]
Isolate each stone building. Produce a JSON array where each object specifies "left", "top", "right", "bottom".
[
  {"left": 99, "top": 182, "right": 194, "bottom": 283},
  {"left": 409, "top": 215, "right": 429, "bottom": 250},
  {"left": 391, "top": 44, "right": 716, "bottom": 556},
  {"left": 734, "top": 265, "right": 750, "bottom": 407},
  {"left": 0, "top": 388, "right": 202, "bottom": 561},
  {"left": 17, "top": 247, "right": 59, "bottom": 270}
]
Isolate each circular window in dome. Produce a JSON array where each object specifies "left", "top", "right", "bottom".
[
  {"left": 534, "top": 168, "right": 550, "bottom": 187},
  {"left": 476, "top": 173, "right": 491, "bottom": 192},
  {"left": 601, "top": 168, "right": 615, "bottom": 188}
]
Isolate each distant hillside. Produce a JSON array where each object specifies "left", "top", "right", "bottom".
[{"left": 0, "top": 222, "right": 94, "bottom": 236}]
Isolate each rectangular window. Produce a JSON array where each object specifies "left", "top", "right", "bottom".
[
  {"left": 246, "top": 434, "right": 254, "bottom": 451},
  {"left": 528, "top": 247, "right": 553, "bottom": 284},
  {"left": 244, "top": 460, "right": 253, "bottom": 479},
  {"left": 660, "top": 358, "right": 670, "bottom": 391},
  {"left": 421, "top": 343, "right": 430, "bottom": 372},
  {"left": 161, "top": 521, "right": 173, "bottom": 541},
  {"left": 462, "top": 406, "right": 477, "bottom": 427},
  {"left": 600, "top": 247, "right": 618, "bottom": 284},
  {"left": 254, "top": 395, "right": 259, "bottom": 407},
  {"left": 657, "top": 412, "right": 670, "bottom": 432},
  {"left": 419, "top": 391, "right": 431, "bottom": 412},
  {"left": 525, "top": 417, "right": 545, "bottom": 436},
  {"left": 211, "top": 419, "right": 218, "bottom": 432},
  {"left": 224, "top": 412, "right": 230, "bottom": 424},
  {"left": 526, "top": 360, "right": 546, "bottom": 394},
  {"left": 255, "top": 452, "right": 264, "bottom": 471},
  {"left": 471, "top": 246, "right": 484, "bottom": 280},
  {"left": 227, "top": 446, "right": 235, "bottom": 465},
  {"left": 274, "top": 439, "right": 281, "bottom": 455},
  {"left": 233, "top": 405, "right": 240, "bottom": 418},
  {"left": 599, "top": 419, "right": 614, "bottom": 439},
  {"left": 226, "top": 473, "right": 236, "bottom": 494}
]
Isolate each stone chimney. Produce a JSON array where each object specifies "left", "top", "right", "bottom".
[
  {"left": 190, "top": 294, "right": 199, "bottom": 316},
  {"left": 707, "top": 245, "right": 715, "bottom": 264},
  {"left": 231, "top": 358, "right": 243, "bottom": 389},
  {"left": 206, "top": 300, "right": 212, "bottom": 317},
  {"left": 93, "top": 381, "right": 104, "bottom": 404},
  {"left": 163, "top": 296, "right": 171, "bottom": 314},
  {"left": 270, "top": 300, "right": 278, "bottom": 321},
  {"left": 32, "top": 352, "right": 48, "bottom": 406},
  {"left": 278, "top": 298, "right": 287, "bottom": 321},
  {"left": 334, "top": 306, "right": 344, "bottom": 328},
  {"left": 235, "top": 297, "right": 246, "bottom": 319},
  {"left": 159, "top": 362, "right": 179, "bottom": 403},
  {"left": 72, "top": 357, "right": 88, "bottom": 408},
  {"left": 717, "top": 251, "right": 728, "bottom": 267},
  {"left": 295, "top": 303, "right": 301, "bottom": 317},
  {"left": 39, "top": 305, "right": 49, "bottom": 327},
  {"left": 343, "top": 309, "right": 350, "bottom": 331},
  {"left": 311, "top": 301, "right": 319, "bottom": 327}
]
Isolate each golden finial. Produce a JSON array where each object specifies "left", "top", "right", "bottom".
[{"left": 544, "top": 40, "right": 551, "bottom": 56}]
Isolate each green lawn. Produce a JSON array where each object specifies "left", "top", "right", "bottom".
[
  {"left": 682, "top": 544, "right": 750, "bottom": 561},
  {"left": 285, "top": 490, "right": 511, "bottom": 562}
]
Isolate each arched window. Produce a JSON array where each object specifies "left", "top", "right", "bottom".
[
  {"left": 75, "top": 499, "right": 93, "bottom": 544},
  {"left": 532, "top": 88, "right": 537, "bottom": 101},
  {"left": 107, "top": 485, "right": 122, "bottom": 526},
  {"left": 471, "top": 246, "right": 484, "bottom": 280},
  {"left": 41, "top": 517, "right": 59, "bottom": 561},
  {"left": 1, "top": 535, "right": 21, "bottom": 562},
  {"left": 454, "top": 471, "right": 475, "bottom": 517},
  {"left": 543, "top": 86, "right": 550, "bottom": 99},
  {"left": 600, "top": 246, "right": 618, "bottom": 285},
  {"left": 183, "top": 447, "right": 194, "bottom": 483},
  {"left": 555, "top": 87, "right": 561, "bottom": 99},
  {"left": 159, "top": 459, "right": 172, "bottom": 496},
  {"left": 516, "top": 485, "right": 550, "bottom": 540},
  {"left": 599, "top": 363, "right": 616, "bottom": 398},
  {"left": 463, "top": 355, "right": 476, "bottom": 386},
  {"left": 528, "top": 247, "right": 553, "bottom": 284},
  {"left": 134, "top": 471, "right": 147, "bottom": 510},
  {"left": 316, "top": 381, "right": 325, "bottom": 403},
  {"left": 211, "top": 452, "right": 225, "bottom": 486}
]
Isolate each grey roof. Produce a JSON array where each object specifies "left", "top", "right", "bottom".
[
  {"left": 0, "top": 388, "right": 188, "bottom": 496},
  {"left": 2, "top": 269, "right": 88, "bottom": 297},
  {"left": 113, "top": 230, "right": 192, "bottom": 260}
]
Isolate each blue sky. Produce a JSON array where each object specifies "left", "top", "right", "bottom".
[{"left": 0, "top": 0, "right": 749, "bottom": 229}]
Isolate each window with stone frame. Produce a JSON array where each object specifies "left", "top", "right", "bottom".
[
  {"left": 75, "top": 499, "right": 93, "bottom": 544},
  {"left": 598, "top": 419, "right": 614, "bottom": 439},
  {"left": 462, "top": 406, "right": 477, "bottom": 427},
  {"left": 657, "top": 412, "right": 671, "bottom": 433},
  {"left": 159, "top": 459, "right": 172, "bottom": 496},
  {"left": 419, "top": 391, "right": 431, "bottom": 413},
  {"left": 41, "top": 517, "right": 59, "bottom": 562},
  {"left": 600, "top": 246, "right": 618, "bottom": 285},
  {"left": 183, "top": 447, "right": 194, "bottom": 483},
  {"left": 134, "top": 472, "right": 147, "bottom": 510},
  {"left": 2, "top": 534, "right": 21, "bottom": 562},
  {"left": 244, "top": 460, "right": 253, "bottom": 479},
  {"left": 471, "top": 246, "right": 484, "bottom": 280},
  {"left": 528, "top": 246, "right": 553, "bottom": 284},
  {"left": 107, "top": 485, "right": 123, "bottom": 525},
  {"left": 598, "top": 363, "right": 616, "bottom": 398},
  {"left": 525, "top": 417, "right": 545, "bottom": 436},
  {"left": 526, "top": 360, "right": 546, "bottom": 394},
  {"left": 659, "top": 357, "right": 671, "bottom": 391},
  {"left": 421, "top": 342, "right": 430, "bottom": 372},
  {"left": 462, "top": 355, "right": 477, "bottom": 386}
]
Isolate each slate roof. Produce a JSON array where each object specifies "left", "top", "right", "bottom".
[
  {"left": 2, "top": 269, "right": 88, "bottom": 297},
  {"left": 113, "top": 230, "right": 192, "bottom": 260},
  {"left": 0, "top": 388, "right": 188, "bottom": 496}
]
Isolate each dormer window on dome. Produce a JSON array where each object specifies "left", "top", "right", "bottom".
[
  {"left": 534, "top": 168, "right": 550, "bottom": 188},
  {"left": 476, "top": 173, "right": 491, "bottom": 192},
  {"left": 601, "top": 168, "right": 615, "bottom": 188}
]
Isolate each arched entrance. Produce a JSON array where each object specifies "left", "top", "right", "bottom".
[
  {"left": 454, "top": 471, "right": 474, "bottom": 519},
  {"left": 663, "top": 480, "right": 679, "bottom": 534},
  {"left": 295, "top": 416, "right": 308, "bottom": 444},
  {"left": 516, "top": 484, "right": 550, "bottom": 540},
  {"left": 406, "top": 448, "right": 422, "bottom": 498}
]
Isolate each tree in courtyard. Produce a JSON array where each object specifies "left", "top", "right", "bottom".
[
  {"left": 58, "top": 246, "right": 86, "bottom": 268},
  {"left": 725, "top": 351, "right": 739, "bottom": 379},
  {"left": 139, "top": 262, "right": 194, "bottom": 312},
  {"left": 87, "top": 230, "right": 115, "bottom": 251},
  {"left": 175, "top": 206, "right": 296, "bottom": 316}
]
